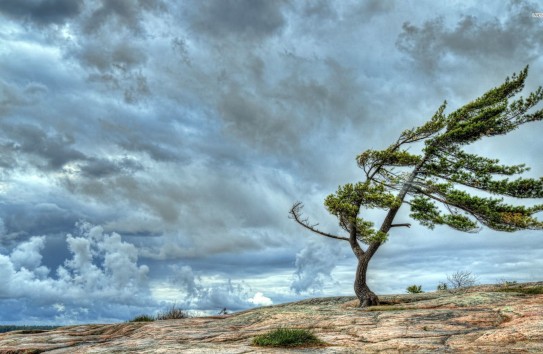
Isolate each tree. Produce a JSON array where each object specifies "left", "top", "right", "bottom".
[
  {"left": 290, "top": 67, "right": 543, "bottom": 307},
  {"left": 446, "top": 270, "right": 477, "bottom": 289}
]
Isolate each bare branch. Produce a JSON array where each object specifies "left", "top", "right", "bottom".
[
  {"left": 390, "top": 223, "right": 411, "bottom": 228},
  {"left": 289, "top": 202, "right": 349, "bottom": 242}
]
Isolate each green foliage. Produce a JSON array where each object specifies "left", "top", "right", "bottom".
[
  {"left": 326, "top": 67, "right": 543, "bottom": 242},
  {"left": 406, "top": 285, "right": 424, "bottom": 294},
  {"left": 436, "top": 282, "right": 448, "bottom": 291},
  {"left": 129, "top": 314, "right": 155, "bottom": 322},
  {"left": 433, "top": 66, "right": 542, "bottom": 148},
  {"left": 252, "top": 328, "right": 324, "bottom": 348},
  {"left": 324, "top": 182, "right": 397, "bottom": 243},
  {"left": 406, "top": 67, "right": 543, "bottom": 233},
  {"left": 357, "top": 149, "right": 422, "bottom": 173},
  {"left": 410, "top": 195, "right": 480, "bottom": 232},
  {"left": 325, "top": 182, "right": 399, "bottom": 220}
]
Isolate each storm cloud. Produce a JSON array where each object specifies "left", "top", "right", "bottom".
[
  {"left": 1, "top": 0, "right": 542, "bottom": 324},
  {"left": 0, "top": 0, "right": 83, "bottom": 25}
]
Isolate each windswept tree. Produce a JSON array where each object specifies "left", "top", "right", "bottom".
[{"left": 290, "top": 67, "right": 543, "bottom": 307}]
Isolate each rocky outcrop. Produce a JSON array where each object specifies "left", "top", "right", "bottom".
[{"left": 1, "top": 282, "right": 542, "bottom": 353}]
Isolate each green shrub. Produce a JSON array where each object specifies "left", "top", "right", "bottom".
[
  {"left": 495, "top": 286, "right": 543, "bottom": 295},
  {"left": 156, "top": 304, "right": 188, "bottom": 320},
  {"left": 436, "top": 282, "right": 448, "bottom": 291},
  {"left": 406, "top": 285, "right": 423, "bottom": 294},
  {"left": 129, "top": 314, "right": 155, "bottom": 322},
  {"left": 252, "top": 328, "right": 324, "bottom": 348},
  {"left": 501, "top": 280, "right": 518, "bottom": 287}
]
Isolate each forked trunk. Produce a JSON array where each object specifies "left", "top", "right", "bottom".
[{"left": 354, "top": 256, "right": 379, "bottom": 307}]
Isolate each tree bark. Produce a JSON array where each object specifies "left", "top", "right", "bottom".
[{"left": 353, "top": 254, "right": 380, "bottom": 307}]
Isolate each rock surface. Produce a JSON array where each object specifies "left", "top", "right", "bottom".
[{"left": 1, "top": 282, "right": 542, "bottom": 353}]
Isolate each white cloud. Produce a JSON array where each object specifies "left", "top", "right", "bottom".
[
  {"left": 9, "top": 236, "right": 45, "bottom": 271},
  {"left": 0, "top": 223, "right": 154, "bottom": 323},
  {"left": 248, "top": 292, "right": 273, "bottom": 306}
]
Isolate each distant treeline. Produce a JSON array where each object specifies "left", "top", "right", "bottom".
[{"left": 0, "top": 325, "right": 60, "bottom": 333}]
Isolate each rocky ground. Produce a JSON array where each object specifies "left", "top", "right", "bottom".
[{"left": 1, "top": 282, "right": 542, "bottom": 353}]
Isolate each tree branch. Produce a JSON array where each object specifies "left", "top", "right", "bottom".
[
  {"left": 413, "top": 187, "right": 485, "bottom": 226},
  {"left": 349, "top": 225, "right": 365, "bottom": 260},
  {"left": 289, "top": 202, "right": 350, "bottom": 242},
  {"left": 390, "top": 223, "right": 411, "bottom": 228}
]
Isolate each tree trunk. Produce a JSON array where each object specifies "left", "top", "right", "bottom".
[
  {"left": 354, "top": 255, "right": 379, "bottom": 307},
  {"left": 351, "top": 156, "right": 429, "bottom": 307}
]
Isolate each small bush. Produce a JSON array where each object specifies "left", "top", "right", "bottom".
[
  {"left": 156, "top": 304, "right": 188, "bottom": 320},
  {"left": 130, "top": 314, "right": 155, "bottom": 322},
  {"left": 447, "top": 270, "right": 477, "bottom": 289},
  {"left": 406, "top": 285, "right": 423, "bottom": 294},
  {"left": 436, "top": 282, "right": 448, "bottom": 291},
  {"left": 498, "top": 279, "right": 518, "bottom": 287},
  {"left": 252, "top": 328, "right": 324, "bottom": 348}
]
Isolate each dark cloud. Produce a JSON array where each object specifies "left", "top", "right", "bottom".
[
  {"left": 187, "top": 0, "right": 287, "bottom": 40},
  {"left": 396, "top": 1, "right": 542, "bottom": 72},
  {"left": 83, "top": 0, "right": 166, "bottom": 34},
  {"left": 300, "top": 0, "right": 338, "bottom": 21},
  {"left": 216, "top": 58, "right": 365, "bottom": 155},
  {"left": 2, "top": 124, "right": 86, "bottom": 171},
  {"left": 0, "top": 81, "right": 49, "bottom": 116},
  {"left": 0, "top": 204, "right": 80, "bottom": 245},
  {"left": 73, "top": 37, "right": 151, "bottom": 104},
  {"left": 63, "top": 1, "right": 166, "bottom": 104},
  {"left": 355, "top": 0, "right": 396, "bottom": 18},
  {"left": 77, "top": 42, "right": 147, "bottom": 72},
  {"left": 0, "top": 0, "right": 83, "bottom": 25},
  {"left": 78, "top": 157, "right": 143, "bottom": 178}
]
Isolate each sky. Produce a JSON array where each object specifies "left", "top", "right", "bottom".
[{"left": 0, "top": 0, "right": 542, "bottom": 325}]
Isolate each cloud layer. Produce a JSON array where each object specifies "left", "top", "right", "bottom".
[{"left": 1, "top": 0, "right": 542, "bottom": 324}]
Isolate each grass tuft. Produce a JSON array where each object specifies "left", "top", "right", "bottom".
[
  {"left": 129, "top": 314, "right": 155, "bottom": 322},
  {"left": 252, "top": 328, "right": 325, "bottom": 348}
]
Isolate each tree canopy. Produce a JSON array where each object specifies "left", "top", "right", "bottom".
[{"left": 291, "top": 66, "right": 543, "bottom": 306}]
